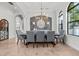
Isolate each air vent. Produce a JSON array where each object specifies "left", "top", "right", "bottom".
[{"left": 8, "top": 2, "right": 14, "bottom": 5}]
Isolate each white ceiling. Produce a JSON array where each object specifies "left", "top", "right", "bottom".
[
  {"left": 16, "top": 2, "right": 67, "bottom": 12},
  {"left": 0, "top": 2, "right": 69, "bottom": 16},
  {"left": 14, "top": 2, "right": 69, "bottom": 16},
  {"left": 0, "top": 2, "right": 22, "bottom": 15}
]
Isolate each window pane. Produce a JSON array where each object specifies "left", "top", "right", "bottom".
[
  {"left": 74, "top": 6, "right": 79, "bottom": 21},
  {"left": 69, "top": 29, "right": 74, "bottom": 35},
  {"left": 74, "top": 2, "right": 79, "bottom": 5},
  {"left": 68, "top": 9, "right": 74, "bottom": 22},
  {"left": 74, "top": 25, "right": 79, "bottom": 35}
]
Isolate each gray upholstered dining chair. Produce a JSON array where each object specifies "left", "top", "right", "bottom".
[
  {"left": 16, "top": 30, "right": 26, "bottom": 45},
  {"left": 46, "top": 31, "right": 56, "bottom": 47},
  {"left": 26, "top": 31, "right": 35, "bottom": 48},
  {"left": 36, "top": 31, "right": 45, "bottom": 47},
  {"left": 58, "top": 30, "right": 65, "bottom": 44}
]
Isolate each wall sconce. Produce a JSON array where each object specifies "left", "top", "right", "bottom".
[
  {"left": 47, "top": 22, "right": 49, "bottom": 24},
  {"left": 33, "top": 22, "right": 35, "bottom": 25}
]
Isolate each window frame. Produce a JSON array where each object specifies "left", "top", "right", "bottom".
[{"left": 67, "top": 2, "right": 79, "bottom": 37}]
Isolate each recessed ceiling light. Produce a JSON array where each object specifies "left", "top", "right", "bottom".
[{"left": 14, "top": 6, "right": 17, "bottom": 9}]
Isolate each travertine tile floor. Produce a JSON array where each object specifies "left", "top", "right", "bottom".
[{"left": 0, "top": 39, "right": 79, "bottom": 56}]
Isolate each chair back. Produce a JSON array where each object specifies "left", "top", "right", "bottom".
[
  {"left": 16, "top": 30, "right": 24, "bottom": 40},
  {"left": 26, "top": 31, "right": 35, "bottom": 42},
  {"left": 36, "top": 31, "right": 45, "bottom": 42},
  {"left": 59, "top": 30, "right": 65, "bottom": 36},
  {"left": 16, "top": 30, "right": 23, "bottom": 35},
  {"left": 47, "top": 31, "right": 55, "bottom": 42}
]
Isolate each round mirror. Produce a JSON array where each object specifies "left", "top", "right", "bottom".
[{"left": 37, "top": 19, "right": 45, "bottom": 28}]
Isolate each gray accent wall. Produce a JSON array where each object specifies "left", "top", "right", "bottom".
[{"left": 30, "top": 16, "right": 52, "bottom": 30}]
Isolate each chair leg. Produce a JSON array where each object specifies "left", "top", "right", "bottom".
[
  {"left": 26, "top": 42, "right": 28, "bottom": 48},
  {"left": 60, "top": 39, "right": 62, "bottom": 43},
  {"left": 36, "top": 43, "right": 38, "bottom": 48},
  {"left": 35, "top": 42, "right": 36, "bottom": 48},
  {"left": 63, "top": 39, "right": 65, "bottom": 44},
  {"left": 43, "top": 42, "right": 44, "bottom": 47},
  {"left": 33, "top": 43, "right": 34, "bottom": 48},
  {"left": 24, "top": 40, "right": 26, "bottom": 45},
  {"left": 47, "top": 42, "right": 48, "bottom": 47},
  {"left": 53, "top": 45, "right": 55, "bottom": 47},
  {"left": 62, "top": 38, "right": 65, "bottom": 44},
  {"left": 56, "top": 38, "right": 58, "bottom": 44},
  {"left": 52, "top": 42, "right": 56, "bottom": 47},
  {"left": 17, "top": 39, "right": 19, "bottom": 45},
  {"left": 20, "top": 39, "right": 22, "bottom": 44}
]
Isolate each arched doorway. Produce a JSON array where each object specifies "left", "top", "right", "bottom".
[
  {"left": 0, "top": 19, "right": 9, "bottom": 41},
  {"left": 15, "top": 15, "right": 24, "bottom": 31}
]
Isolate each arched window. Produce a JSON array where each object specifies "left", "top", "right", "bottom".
[
  {"left": 67, "top": 2, "right": 79, "bottom": 36},
  {"left": 58, "top": 11, "right": 63, "bottom": 32}
]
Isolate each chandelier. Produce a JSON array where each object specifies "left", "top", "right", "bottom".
[
  {"left": 40, "top": 2, "right": 48, "bottom": 21},
  {"left": 36, "top": 2, "right": 48, "bottom": 21},
  {"left": 36, "top": 2, "right": 48, "bottom": 29}
]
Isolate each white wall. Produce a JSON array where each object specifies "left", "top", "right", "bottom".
[
  {"left": 55, "top": 2, "right": 79, "bottom": 51},
  {"left": 52, "top": 10, "right": 58, "bottom": 32},
  {"left": 55, "top": 3, "right": 69, "bottom": 34},
  {"left": 0, "top": 4, "right": 16, "bottom": 39}
]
